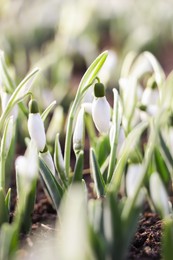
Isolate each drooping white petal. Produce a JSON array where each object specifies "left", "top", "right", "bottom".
[
  {"left": 40, "top": 151, "right": 56, "bottom": 176},
  {"left": 141, "top": 87, "right": 159, "bottom": 106},
  {"left": 28, "top": 113, "right": 46, "bottom": 152},
  {"left": 92, "top": 97, "right": 111, "bottom": 134},
  {"left": 140, "top": 105, "right": 158, "bottom": 121}
]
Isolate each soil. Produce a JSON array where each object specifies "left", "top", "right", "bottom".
[{"left": 11, "top": 174, "right": 162, "bottom": 260}]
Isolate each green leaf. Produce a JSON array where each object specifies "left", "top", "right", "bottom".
[
  {"left": 162, "top": 217, "right": 173, "bottom": 260},
  {"left": 107, "top": 89, "right": 119, "bottom": 183},
  {"left": 108, "top": 121, "right": 148, "bottom": 193},
  {"left": 0, "top": 51, "right": 15, "bottom": 92},
  {"left": 72, "top": 151, "right": 84, "bottom": 183},
  {"left": 95, "top": 135, "right": 110, "bottom": 167},
  {"left": 0, "top": 188, "right": 9, "bottom": 227},
  {"left": 79, "top": 51, "right": 108, "bottom": 94},
  {"left": 154, "top": 148, "right": 170, "bottom": 184},
  {"left": 41, "top": 100, "right": 57, "bottom": 122},
  {"left": 54, "top": 133, "right": 67, "bottom": 187},
  {"left": 159, "top": 132, "right": 173, "bottom": 182},
  {"left": 0, "top": 223, "right": 18, "bottom": 260},
  {"left": 5, "top": 188, "right": 11, "bottom": 213},
  {"left": 107, "top": 193, "right": 123, "bottom": 259},
  {"left": 0, "top": 68, "right": 39, "bottom": 131},
  {"left": 64, "top": 51, "right": 108, "bottom": 177},
  {"left": 90, "top": 148, "right": 105, "bottom": 198},
  {"left": 39, "top": 158, "right": 63, "bottom": 210}
]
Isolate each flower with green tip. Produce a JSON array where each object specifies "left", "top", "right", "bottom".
[
  {"left": 92, "top": 83, "right": 111, "bottom": 134},
  {"left": 28, "top": 99, "right": 46, "bottom": 152}
]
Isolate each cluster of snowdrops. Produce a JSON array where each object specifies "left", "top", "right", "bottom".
[{"left": 0, "top": 50, "right": 173, "bottom": 259}]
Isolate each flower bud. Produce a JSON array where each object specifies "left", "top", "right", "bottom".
[
  {"left": 141, "top": 87, "right": 159, "bottom": 107},
  {"left": 28, "top": 99, "right": 46, "bottom": 152}
]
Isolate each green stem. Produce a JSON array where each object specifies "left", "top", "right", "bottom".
[
  {"left": 107, "top": 90, "right": 119, "bottom": 183},
  {"left": 0, "top": 156, "right": 6, "bottom": 192}
]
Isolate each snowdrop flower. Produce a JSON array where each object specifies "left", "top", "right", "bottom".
[
  {"left": 149, "top": 172, "right": 170, "bottom": 217},
  {"left": 92, "top": 83, "right": 111, "bottom": 134},
  {"left": 73, "top": 108, "right": 85, "bottom": 153},
  {"left": 28, "top": 99, "right": 46, "bottom": 152},
  {"left": 40, "top": 146, "right": 56, "bottom": 176},
  {"left": 126, "top": 163, "right": 145, "bottom": 206}
]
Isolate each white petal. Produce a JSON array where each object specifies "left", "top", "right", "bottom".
[
  {"left": 40, "top": 151, "right": 55, "bottom": 176},
  {"left": 92, "top": 97, "right": 111, "bottom": 134},
  {"left": 81, "top": 103, "right": 92, "bottom": 114},
  {"left": 28, "top": 113, "right": 46, "bottom": 151},
  {"left": 141, "top": 87, "right": 159, "bottom": 106}
]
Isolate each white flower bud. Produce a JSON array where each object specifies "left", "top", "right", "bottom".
[
  {"left": 92, "top": 97, "right": 111, "bottom": 134},
  {"left": 40, "top": 150, "right": 56, "bottom": 176},
  {"left": 4, "top": 116, "right": 14, "bottom": 158},
  {"left": 28, "top": 113, "right": 46, "bottom": 152},
  {"left": 149, "top": 172, "right": 170, "bottom": 217},
  {"left": 73, "top": 108, "right": 85, "bottom": 152}
]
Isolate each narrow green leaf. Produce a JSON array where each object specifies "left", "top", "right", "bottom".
[
  {"left": 39, "top": 158, "right": 63, "bottom": 210},
  {"left": 90, "top": 148, "right": 105, "bottom": 198},
  {"left": 0, "top": 223, "right": 18, "bottom": 260},
  {"left": 54, "top": 133, "right": 67, "bottom": 187},
  {"left": 72, "top": 151, "right": 84, "bottom": 183},
  {"left": 41, "top": 100, "right": 57, "bottom": 122},
  {"left": 0, "top": 188, "right": 9, "bottom": 227},
  {"left": 64, "top": 51, "right": 108, "bottom": 177},
  {"left": 79, "top": 51, "right": 108, "bottom": 94},
  {"left": 107, "top": 89, "right": 119, "bottom": 183},
  {"left": 154, "top": 148, "right": 170, "bottom": 184},
  {"left": 0, "top": 50, "right": 15, "bottom": 92},
  {"left": 5, "top": 188, "right": 11, "bottom": 213},
  {"left": 108, "top": 121, "right": 148, "bottom": 193},
  {"left": 0, "top": 68, "right": 39, "bottom": 131},
  {"left": 108, "top": 193, "right": 123, "bottom": 259},
  {"left": 162, "top": 217, "right": 173, "bottom": 260}
]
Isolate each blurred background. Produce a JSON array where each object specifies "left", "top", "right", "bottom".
[{"left": 1, "top": 0, "right": 173, "bottom": 111}]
